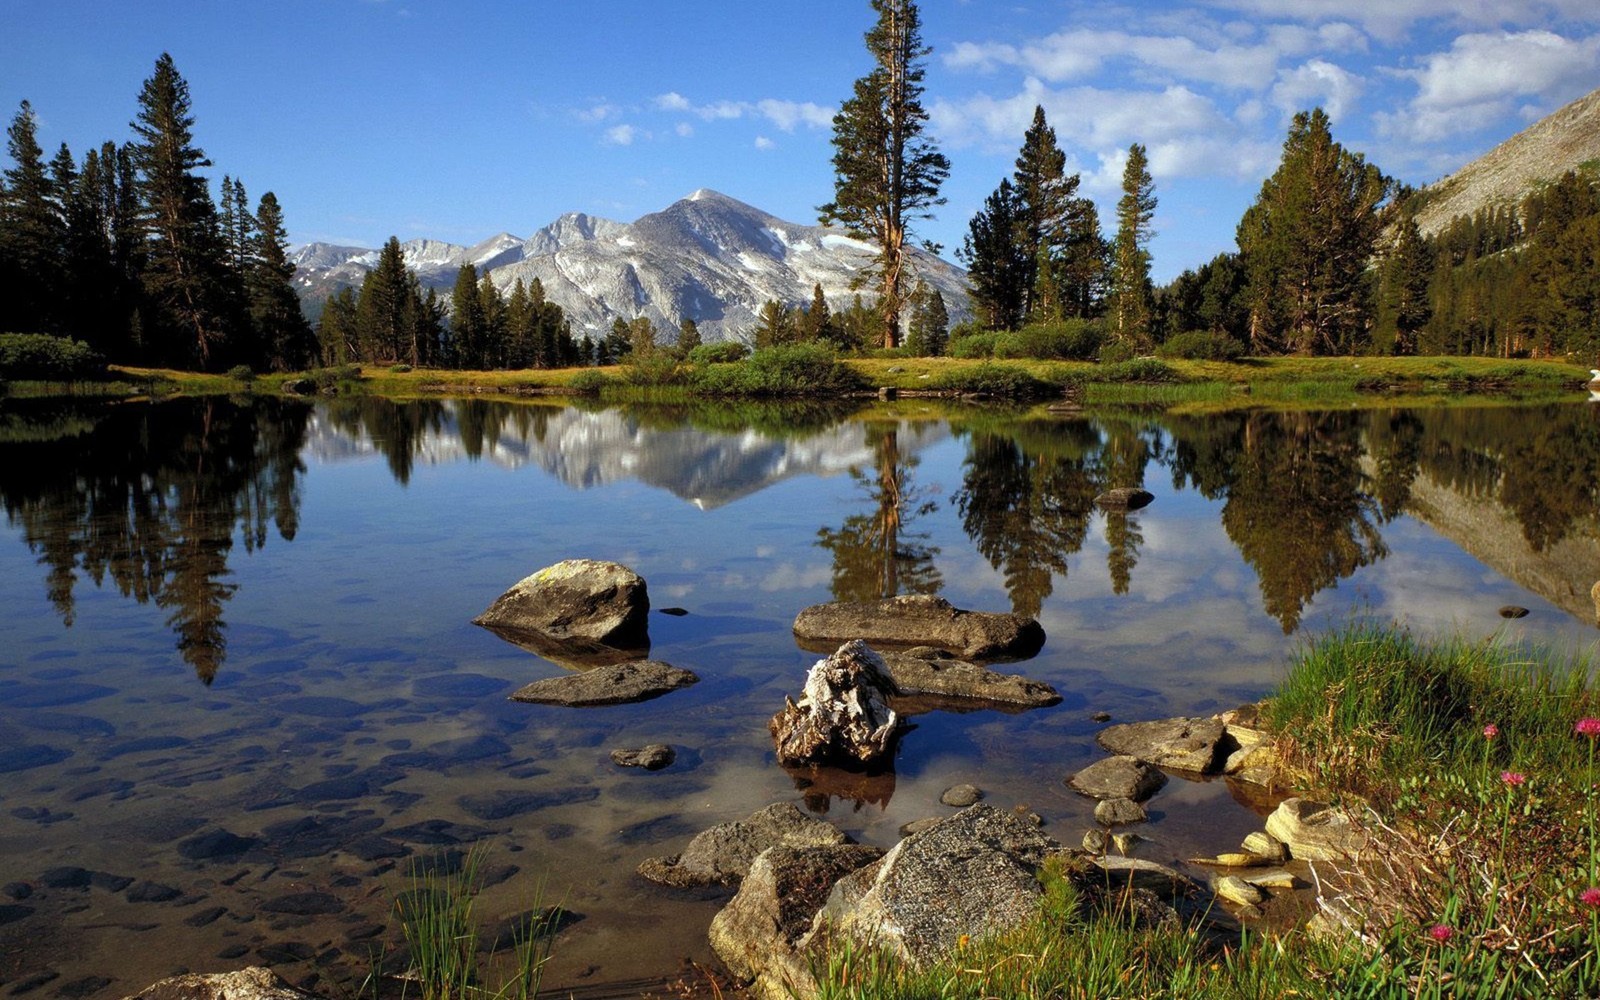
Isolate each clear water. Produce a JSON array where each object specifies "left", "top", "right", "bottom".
[{"left": 1, "top": 395, "right": 1596, "bottom": 997}]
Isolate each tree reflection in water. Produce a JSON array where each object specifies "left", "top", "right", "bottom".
[
  {"left": 816, "top": 423, "right": 943, "bottom": 602},
  {"left": 0, "top": 397, "right": 311, "bottom": 683}
]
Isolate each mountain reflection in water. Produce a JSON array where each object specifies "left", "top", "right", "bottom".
[{"left": 3, "top": 397, "right": 1598, "bottom": 684}]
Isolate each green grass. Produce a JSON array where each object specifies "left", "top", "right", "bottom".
[
  {"left": 811, "top": 626, "right": 1600, "bottom": 998},
  {"left": 374, "top": 847, "right": 559, "bottom": 1000}
]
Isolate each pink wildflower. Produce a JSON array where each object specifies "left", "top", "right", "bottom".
[
  {"left": 1501, "top": 771, "right": 1527, "bottom": 787},
  {"left": 1582, "top": 887, "right": 1600, "bottom": 909},
  {"left": 1429, "top": 924, "right": 1454, "bottom": 942},
  {"left": 1576, "top": 718, "right": 1600, "bottom": 739},
  {"left": 1483, "top": 724, "right": 1499, "bottom": 739}
]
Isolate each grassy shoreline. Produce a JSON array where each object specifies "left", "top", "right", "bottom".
[
  {"left": 1, "top": 354, "right": 1591, "bottom": 410},
  {"left": 811, "top": 624, "right": 1600, "bottom": 999}
]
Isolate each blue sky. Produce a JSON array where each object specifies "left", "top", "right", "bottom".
[{"left": 4, "top": 0, "right": 1598, "bottom": 282}]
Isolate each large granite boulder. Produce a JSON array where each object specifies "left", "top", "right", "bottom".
[
  {"left": 474, "top": 559, "right": 649, "bottom": 648},
  {"left": 793, "top": 595, "right": 1044, "bottom": 661},
  {"left": 638, "top": 803, "right": 851, "bottom": 888},
  {"left": 709, "top": 844, "right": 883, "bottom": 1000},
  {"left": 121, "top": 969, "right": 318, "bottom": 1000},
  {"left": 880, "top": 648, "right": 1060, "bottom": 711},
  {"left": 770, "top": 642, "right": 902, "bottom": 769},
  {"left": 508, "top": 660, "right": 697, "bottom": 707},
  {"left": 802, "top": 805, "right": 1059, "bottom": 967},
  {"left": 1096, "top": 717, "right": 1229, "bottom": 774}
]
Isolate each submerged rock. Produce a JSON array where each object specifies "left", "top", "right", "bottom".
[
  {"left": 474, "top": 559, "right": 650, "bottom": 649},
  {"left": 120, "top": 967, "right": 318, "bottom": 1000},
  {"left": 940, "top": 784, "right": 983, "bottom": 807},
  {"left": 508, "top": 661, "right": 697, "bottom": 707},
  {"left": 802, "top": 805, "right": 1059, "bottom": 967},
  {"left": 1096, "top": 717, "right": 1228, "bottom": 774},
  {"left": 880, "top": 648, "right": 1060, "bottom": 710},
  {"left": 793, "top": 595, "right": 1044, "bottom": 661},
  {"left": 611, "top": 744, "right": 676, "bottom": 770},
  {"left": 1067, "top": 756, "right": 1167, "bottom": 802},
  {"left": 638, "top": 803, "right": 851, "bottom": 888},
  {"left": 769, "top": 641, "right": 902, "bottom": 769},
  {"left": 709, "top": 844, "right": 883, "bottom": 1000},
  {"left": 1093, "top": 487, "right": 1154, "bottom": 511}
]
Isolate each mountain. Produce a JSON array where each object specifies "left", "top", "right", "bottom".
[
  {"left": 289, "top": 189, "right": 971, "bottom": 342},
  {"left": 1412, "top": 86, "right": 1600, "bottom": 236}
]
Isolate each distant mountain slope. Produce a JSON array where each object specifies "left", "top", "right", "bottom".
[
  {"left": 1412, "top": 87, "right": 1600, "bottom": 236},
  {"left": 289, "top": 189, "right": 970, "bottom": 342}
]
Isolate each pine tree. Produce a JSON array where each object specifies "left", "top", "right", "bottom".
[
  {"left": 793, "top": 282, "right": 830, "bottom": 344},
  {"left": 820, "top": 0, "right": 949, "bottom": 348},
  {"left": 677, "top": 316, "right": 702, "bottom": 355},
  {"left": 356, "top": 237, "right": 410, "bottom": 362},
  {"left": 317, "top": 286, "right": 358, "bottom": 365},
  {"left": 248, "top": 192, "right": 315, "bottom": 370},
  {"left": 959, "top": 178, "right": 1028, "bottom": 331},
  {"left": 752, "top": 299, "right": 798, "bottom": 347},
  {"left": 129, "top": 54, "right": 232, "bottom": 368},
  {"left": 60, "top": 145, "right": 123, "bottom": 350},
  {"left": 1376, "top": 217, "right": 1432, "bottom": 356},
  {"left": 1012, "top": 105, "right": 1079, "bottom": 320},
  {"left": 448, "top": 264, "right": 484, "bottom": 368},
  {"left": 0, "top": 101, "right": 65, "bottom": 334},
  {"left": 1237, "top": 109, "right": 1390, "bottom": 355},
  {"left": 477, "top": 274, "right": 506, "bottom": 367},
  {"left": 905, "top": 279, "right": 948, "bottom": 355},
  {"left": 504, "top": 277, "right": 535, "bottom": 367},
  {"left": 1058, "top": 197, "right": 1108, "bottom": 319},
  {"left": 1109, "top": 143, "right": 1156, "bottom": 349}
]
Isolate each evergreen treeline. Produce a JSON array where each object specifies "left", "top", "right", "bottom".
[
  {"left": 0, "top": 55, "right": 317, "bottom": 372},
  {"left": 315, "top": 251, "right": 581, "bottom": 370}
]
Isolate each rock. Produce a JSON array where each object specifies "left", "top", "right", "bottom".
[
  {"left": 1096, "top": 717, "right": 1228, "bottom": 774},
  {"left": 1213, "top": 876, "right": 1268, "bottom": 906},
  {"left": 1222, "top": 738, "right": 1280, "bottom": 786},
  {"left": 1189, "top": 853, "right": 1270, "bottom": 868},
  {"left": 38, "top": 866, "right": 92, "bottom": 889},
  {"left": 1243, "top": 870, "right": 1297, "bottom": 889},
  {"left": 508, "top": 660, "right": 697, "bottom": 707},
  {"left": 1093, "top": 797, "right": 1147, "bottom": 826},
  {"left": 1092, "top": 711, "right": 1112, "bottom": 722},
  {"left": 279, "top": 378, "right": 315, "bottom": 396},
  {"left": 638, "top": 803, "right": 850, "bottom": 888},
  {"left": 880, "top": 648, "right": 1060, "bottom": 710},
  {"left": 1110, "top": 832, "right": 1142, "bottom": 855},
  {"left": 1265, "top": 798, "right": 1368, "bottom": 861},
  {"left": 1093, "top": 487, "right": 1154, "bottom": 511},
  {"left": 803, "top": 805, "right": 1059, "bottom": 967},
  {"left": 793, "top": 595, "right": 1045, "bottom": 661},
  {"left": 120, "top": 967, "right": 319, "bottom": 1000},
  {"left": 1082, "top": 829, "right": 1109, "bottom": 853},
  {"left": 1498, "top": 605, "right": 1530, "bottom": 619},
  {"left": 1241, "top": 831, "right": 1288, "bottom": 862},
  {"left": 940, "top": 784, "right": 982, "bottom": 807},
  {"left": 1067, "top": 756, "right": 1167, "bottom": 802},
  {"left": 126, "top": 880, "right": 182, "bottom": 903},
  {"left": 478, "top": 624, "right": 645, "bottom": 670},
  {"left": 769, "top": 641, "right": 902, "bottom": 769},
  {"left": 611, "top": 744, "right": 676, "bottom": 770},
  {"left": 474, "top": 559, "right": 650, "bottom": 649},
  {"left": 708, "top": 844, "right": 883, "bottom": 1000},
  {"left": 177, "top": 828, "right": 259, "bottom": 861},
  {"left": 900, "top": 817, "right": 941, "bottom": 838},
  {"left": 1088, "top": 856, "right": 1202, "bottom": 899}
]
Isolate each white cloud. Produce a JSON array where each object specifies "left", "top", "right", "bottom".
[
  {"left": 575, "top": 101, "right": 621, "bottom": 123},
  {"left": 651, "top": 93, "right": 833, "bottom": 131},
  {"left": 1271, "top": 59, "right": 1364, "bottom": 119},
  {"left": 675, "top": 122, "right": 695, "bottom": 138},
  {"left": 754, "top": 135, "right": 776, "bottom": 150},
  {"left": 1201, "top": 0, "right": 1600, "bottom": 41},
  {"left": 1376, "top": 30, "right": 1600, "bottom": 141},
  {"left": 603, "top": 124, "right": 638, "bottom": 146}
]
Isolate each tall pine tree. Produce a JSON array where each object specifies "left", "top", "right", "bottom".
[
  {"left": 1109, "top": 143, "right": 1156, "bottom": 349},
  {"left": 248, "top": 192, "right": 315, "bottom": 370},
  {"left": 959, "top": 178, "right": 1028, "bottom": 331},
  {"left": 820, "top": 0, "right": 949, "bottom": 348},
  {"left": 0, "top": 101, "right": 65, "bottom": 335}
]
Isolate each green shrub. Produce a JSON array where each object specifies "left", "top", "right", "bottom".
[
  {"left": 1096, "top": 357, "right": 1181, "bottom": 383},
  {"left": 0, "top": 333, "right": 106, "bottom": 381},
  {"left": 389, "top": 363, "right": 413, "bottom": 373},
  {"left": 690, "top": 343, "right": 865, "bottom": 397},
  {"left": 225, "top": 364, "right": 255, "bottom": 382},
  {"left": 948, "top": 331, "right": 999, "bottom": 358},
  {"left": 623, "top": 353, "right": 686, "bottom": 386},
  {"left": 687, "top": 341, "right": 750, "bottom": 364},
  {"left": 307, "top": 364, "right": 362, "bottom": 390},
  {"left": 994, "top": 320, "right": 1103, "bottom": 361},
  {"left": 930, "top": 362, "right": 1055, "bottom": 400},
  {"left": 1097, "top": 340, "right": 1137, "bottom": 364},
  {"left": 1157, "top": 330, "right": 1245, "bottom": 361},
  {"left": 569, "top": 370, "right": 611, "bottom": 395}
]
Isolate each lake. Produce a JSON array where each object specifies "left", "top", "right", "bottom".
[{"left": 1, "top": 394, "right": 1597, "bottom": 997}]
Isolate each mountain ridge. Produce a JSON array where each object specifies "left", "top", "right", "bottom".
[{"left": 289, "top": 189, "right": 970, "bottom": 342}]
